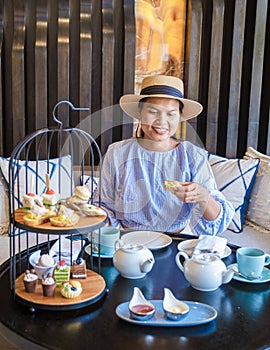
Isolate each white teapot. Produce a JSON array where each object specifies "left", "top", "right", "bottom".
[
  {"left": 113, "top": 239, "right": 155, "bottom": 279},
  {"left": 175, "top": 251, "right": 234, "bottom": 292}
]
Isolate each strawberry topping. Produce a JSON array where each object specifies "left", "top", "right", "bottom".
[{"left": 46, "top": 189, "right": 55, "bottom": 195}]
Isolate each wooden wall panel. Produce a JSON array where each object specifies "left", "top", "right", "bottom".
[
  {"left": 0, "top": 0, "right": 134, "bottom": 157},
  {"left": 186, "top": 0, "right": 270, "bottom": 158}
]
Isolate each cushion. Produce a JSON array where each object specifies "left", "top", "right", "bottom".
[
  {"left": 244, "top": 147, "right": 270, "bottom": 231},
  {"left": 0, "top": 155, "right": 74, "bottom": 234},
  {"left": 81, "top": 175, "right": 99, "bottom": 194},
  {"left": 208, "top": 154, "right": 260, "bottom": 233},
  {"left": 0, "top": 172, "right": 9, "bottom": 235}
]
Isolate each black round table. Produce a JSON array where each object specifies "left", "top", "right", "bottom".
[{"left": 1, "top": 234, "right": 270, "bottom": 350}]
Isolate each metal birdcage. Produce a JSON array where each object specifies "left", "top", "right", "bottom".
[{"left": 8, "top": 101, "right": 107, "bottom": 311}]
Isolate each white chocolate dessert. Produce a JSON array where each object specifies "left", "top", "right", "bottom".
[{"left": 38, "top": 254, "right": 55, "bottom": 267}]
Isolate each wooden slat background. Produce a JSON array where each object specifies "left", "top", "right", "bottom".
[
  {"left": 0, "top": 0, "right": 269, "bottom": 159},
  {"left": 186, "top": 0, "right": 270, "bottom": 158},
  {"left": 0, "top": 0, "right": 135, "bottom": 157}
]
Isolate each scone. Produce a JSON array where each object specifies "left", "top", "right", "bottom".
[{"left": 61, "top": 280, "right": 82, "bottom": 298}]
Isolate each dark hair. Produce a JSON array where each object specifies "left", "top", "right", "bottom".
[
  {"left": 136, "top": 97, "right": 184, "bottom": 138},
  {"left": 138, "top": 97, "right": 184, "bottom": 114}
]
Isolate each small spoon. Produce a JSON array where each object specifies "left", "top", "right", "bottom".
[{"left": 232, "top": 265, "right": 261, "bottom": 281}]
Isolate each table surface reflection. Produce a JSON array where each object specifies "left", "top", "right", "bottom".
[{"left": 0, "top": 234, "right": 270, "bottom": 350}]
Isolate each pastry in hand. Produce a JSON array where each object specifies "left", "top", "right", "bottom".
[
  {"left": 163, "top": 180, "right": 179, "bottom": 191},
  {"left": 61, "top": 280, "right": 82, "bottom": 298}
]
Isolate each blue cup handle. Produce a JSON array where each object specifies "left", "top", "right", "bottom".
[{"left": 264, "top": 254, "right": 270, "bottom": 266}]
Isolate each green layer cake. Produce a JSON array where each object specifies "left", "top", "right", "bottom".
[{"left": 53, "top": 260, "right": 70, "bottom": 286}]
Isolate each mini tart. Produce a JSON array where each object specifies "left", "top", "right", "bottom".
[
  {"left": 50, "top": 213, "right": 79, "bottom": 227},
  {"left": 61, "top": 280, "right": 82, "bottom": 298},
  {"left": 23, "top": 210, "right": 56, "bottom": 226}
]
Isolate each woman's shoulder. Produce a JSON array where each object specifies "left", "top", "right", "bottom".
[
  {"left": 106, "top": 138, "right": 138, "bottom": 154},
  {"left": 180, "top": 140, "right": 207, "bottom": 157}
]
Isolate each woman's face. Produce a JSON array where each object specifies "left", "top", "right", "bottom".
[{"left": 140, "top": 97, "right": 181, "bottom": 142}]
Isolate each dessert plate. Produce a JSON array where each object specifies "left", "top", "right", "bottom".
[
  {"left": 115, "top": 300, "right": 217, "bottom": 327},
  {"left": 121, "top": 231, "right": 172, "bottom": 250},
  {"left": 228, "top": 263, "right": 270, "bottom": 284},
  {"left": 177, "top": 239, "right": 231, "bottom": 259}
]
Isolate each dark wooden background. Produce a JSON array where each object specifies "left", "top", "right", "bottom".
[{"left": 0, "top": 0, "right": 269, "bottom": 159}]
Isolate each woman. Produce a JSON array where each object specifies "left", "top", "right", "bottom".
[{"left": 96, "top": 75, "right": 234, "bottom": 235}]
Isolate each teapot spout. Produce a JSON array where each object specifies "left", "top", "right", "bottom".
[
  {"left": 140, "top": 258, "right": 155, "bottom": 273},
  {"left": 222, "top": 267, "right": 234, "bottom": 284}
]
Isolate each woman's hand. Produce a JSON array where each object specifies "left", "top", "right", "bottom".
[{"left": 164, "top": 181, "right": 221, "bottom": 221}]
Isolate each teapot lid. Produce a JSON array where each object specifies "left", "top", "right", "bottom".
[
  {"left": 193, "top": 253, "right": 220, "bottom": 264},
  {"left": 120, "top": 244, "right": 146, "bottom": 253}
]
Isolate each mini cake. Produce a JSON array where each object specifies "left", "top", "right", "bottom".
[
  {"left": 70, "top": 258, "right": 87, "bottom": 279},
  {"left": 42, "top": 189, "right": 60, "bottom": 210},
  {"left": 53, "top": 259, "right": 70, "bottom": 286},
  {"left": 61, "top": 280, "right": 82, "bottom": 298},
  {"left": 22, "top": 193, "right": 43, "bottom": 211},
  {"left": 23, "top": 269, "right": 38, "bottom": 293},
  {"left": 42, "top": 273, "right": 56, "bottom": 297}
]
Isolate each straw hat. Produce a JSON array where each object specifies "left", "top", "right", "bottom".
[{"left": 119, "top": 75, "right": 203, "bottom": 121}]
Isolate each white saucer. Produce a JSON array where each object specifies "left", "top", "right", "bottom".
[
  {"left": 228, "top": 263, "right": 270, "bottom": 283},
  {"left": 177, "top": 239, "right": 231, "bottom": 259},
  {"left": 84, "top": 244, "right": 114, "bottom": 259},
  {"left": 121, "top": 231, "right": 172, "bottom": 250}
]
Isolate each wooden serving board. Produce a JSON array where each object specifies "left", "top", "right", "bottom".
[
  {"left": 16, "top": 269, "right": 106, "bottom": 307},
  {"left": 14, "top": 208, "right": 107, "bottom": 234}
]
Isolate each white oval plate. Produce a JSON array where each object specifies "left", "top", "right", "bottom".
[
  {"left": 121, "top": 231, "right": 172, "bottom": 250},
  {"left": 115, "top": 300, "right": 217, "bottom": 327},
  {"left": 177, "top": 239, "right": 231, "bottom": 259}
]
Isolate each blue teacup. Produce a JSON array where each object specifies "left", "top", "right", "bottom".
[{"left": 236, "top": 247, "right": 270, "bottom": 280}]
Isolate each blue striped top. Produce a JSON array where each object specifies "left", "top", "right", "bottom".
[{"left": 95, "top": 138, "right": 234, "bottom": 235}]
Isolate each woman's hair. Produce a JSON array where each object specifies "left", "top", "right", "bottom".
[{"left": 136, "top": 97, "right": 184, "bottom": 138}]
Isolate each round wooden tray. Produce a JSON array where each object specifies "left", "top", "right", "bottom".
[
  {"left": 15, "top": 269, "right": 107, "bottom": 310},
  {"left": 14, "top": 208, "right": 108, "bottom": 235}
]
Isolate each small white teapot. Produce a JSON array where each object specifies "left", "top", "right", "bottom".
[
  {"left": 175, "top": 251, "right": 234, "bottom": 292},
  {"left": 113, "top": 239, "right": 155, "bottom": 279}
]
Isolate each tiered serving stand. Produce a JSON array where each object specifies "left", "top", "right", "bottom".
[{"left": 8, "top": 101, "right": 108, "bottom": 311}]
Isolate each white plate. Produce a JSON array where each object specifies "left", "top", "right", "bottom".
[
  {"left": 177, "top": 239, "right": 231, "bottom": 259},
  {"left": 115, "top": 300, "right": 217, "bottom": 327},
  {"left": 121, "top": 231, "right": 172, "bottom": 250}
]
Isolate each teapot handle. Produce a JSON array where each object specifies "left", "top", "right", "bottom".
[
  {"left": 175, "top": 251, "right": 189, "bottom": 272},
  {"left": 114, "top": 239, "right": 124, "bottom": 250}
]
